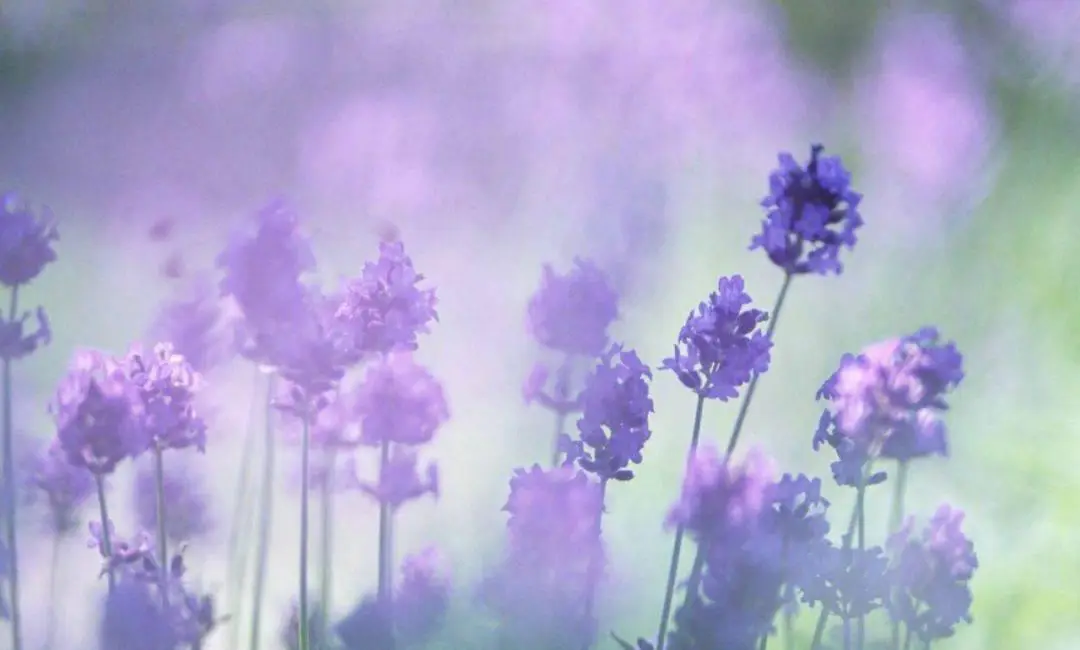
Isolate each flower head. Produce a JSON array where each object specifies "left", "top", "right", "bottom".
[
  {"left": 29, "top": 440, "right": 94, "bottom": 534},
  {"left": 667, "top": 446, "right": 775, "bottom": 540},
  {"left": 0, "top": 306, "right": 51, "bottom": 361},
  {"left": 0, "top": 192, "right": 58, "bottom": 287},
  {"left": 799, "top": 543, "right": 891, "bottom": 620},
  {"left": 53, "top": 349, "right": 143, "bottom": 475},
  {"left": 503, "top": 465, "right": 604, "bottom": 565},
  {"left": 347, "top": 449, "right": 438, "bottom": 509},
  {"left": 662, "top": 275, "right": 772, "bottom": 400},
  {"left": 133, "top": 460, "right": 212, "bottom": 544},
  {"left": 149, "top": 274, "right": 231, "bottom": 375},
  {"left": 751, "top": 144, "right": 863, "bottom": 276},
  {"left": 335, "top": 239, "right": 438, "bottom": 357},
  {"left": 126, "top": 343, "right": 207, "bottom": 453},
  {"left": 395, "top": 547, "right": 451, "bottom": 644},
  {"left": 527, "top": 258, "right": 619, "bottom": 357},
  {"left": 567, "top": 344, "right": 653, "bottom": 481},
  {"left": 352, "top": 352, "right": 449, "bottom": 447}
]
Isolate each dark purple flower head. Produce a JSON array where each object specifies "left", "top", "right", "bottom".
[
  {"left": 661, "top": 275, "right": 772, "bottom": 401},
  {"left": 800, "top": 542, "right": 891, "bottom": 619},
  {"left": 750, "top": 144, "right": 863, "bottom": 276},
  {"left": 887, "top": 505, "right": 977, "bottom": 642},
  {"left": 335, "top": 239, "right": 438, "bottom": 358},
  {"left": 568, "top": 344, "right": 653, "bottom": 481},
  {"left": 0, "top": 306, "right": 51, "bottom": 361},
  {"left": 347, "top": 448, "right": 438, "bottom": 509},
  {"left": 126, "top": 343, "right": 208, "bottom": 453},
  {"left": 527, "top": 258, "right": 619, "bottom": 357},
  {"left": 395, "top": 547, "right": 451, "bottom": 644},
  {"left": 0, "top": 192, "right": 58, "bottom": 288},
  {"left": 814, "top": 328, "right": 964, "bottom": 485},
  {"left": 133, "top": 460, "right": 211, "bottom": 543},
  {"left": 666, "top": 445, "right": 775, "bottom": 541},
  {"left": 352, "top": 352, "right": 449, "bottom": 446},
  {"left": 29, "top": 440, "right": 94, "bottom": 535},
  {"left": 99, "top": 579, "right": 179, "bottom": 650},
  {"left": 53, "top": 349, "right": 143, "bottom": 475},
  {"left": 149, "top": 274, "right": 231, "bottom": 375}
]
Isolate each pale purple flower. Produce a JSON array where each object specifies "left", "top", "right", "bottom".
[
  {"left": 526, "top": 258, "right": 618, "bottom": 357},
  {"left": 661, "top": 275, "right": 772, "bottom": 400},
  {"left": 279, "top": 388, "right": 359, "bottom": 450},
  {"left": 126, "top": 342, "right": 207, "bottom": 453},
  {"left": 29, "top": 440, "right": 94, "bottom": 534},
  {"left": 133, "top": 461, "right": 212, "bottom": 544},
  {"left": 0, "top": 192, "right": 58, "bottom": 288},
  {"left": 667, "top": 446, "right": 775, "bottom": 539},
  {"left": 352, "top": 352, "right": 449, "bottom": 447},
  {"left": 347, "top": 449, "right": 438, "bottom": 509},
  {"left": 0, "top": 306, "right": 51, "bottom": 361},
  {"left": 149, "top": 274, "right": 231, "bottom": 374},
  {"left": 395, "top": 547, "right": 450, "bottom": 644}
]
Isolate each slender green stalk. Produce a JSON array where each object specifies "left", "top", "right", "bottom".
[
  {"left": 318, "top": 447, "right": 337, "bottom": 642},
  {"left": 782, "top": 607, "right": 794, "bottom": 650},
  {"left": 94, "top": 474, "right": 115, "bottom": 592},
  {"left": 759, "top": 634, "right": 769, "bottom": 650},
  {"left": 579, "top": 480, "right": 608, "bottom": 650},
  {"left": 888, "top": 461, "right": 909, "bottom": 650},
  {"left": 843, "top": 616, "right": 852, "bottom": 650},
  {"left": 298, "top": 407, "right": 312, "bottom": 650},
  {"left": 902, "top": 625, "right": 913, "bottom": 650},
  {"left": 654, "top": 393, "right": 706, "bottom": 650},
  {"left": 153, "top": 444, "right": 170, "bottom": 608},
  {"left": 227, "top": 369, "right": 265, "bottom": 650},
  {"left": 43, "top": 531, "right": 62, "bottom": 650},
  {"left": 2, "top": 286, "right": 22, "bottom": 650},
  {"left": 855, "top": 478, "right": 867, "bottom": 650},
  {"left": 249, "top": 375, "right": 277, "bottom": 650},
  {"left": 550, "top": 358, "right": 573, "bottom": 466},
  {"left": 377, "top": 440, "right": 393, "bottom": 609}
]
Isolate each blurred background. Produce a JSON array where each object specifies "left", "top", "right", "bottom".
[{"left": 1, "top": 0, "right": 1078, "bottom": 649}]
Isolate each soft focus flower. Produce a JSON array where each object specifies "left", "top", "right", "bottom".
[
  {"left": 667, "top": 446, "right": 775, "bottom": 541},
  {"left": 335, "top": 597, "right": 395, "bottom": 650},
  {"left": 352, "top": 352, "right": 449, "bottom": 447},
  {"left": 126, "top": 343, "right": 208, "bottom": 453},
  {"left": 750, "top": 144, "right": 863, "bottom": 276},
  {"left": 395, "top": 547, "right": 451, "bottom": 644},
  {"left": 53, "top": 349, "right": 142, "bottom": 475},
  {"left": 526, "top": 258, "right": 619, "bottom": 357},
  {"left": 28, "top": 440, "right": 94, "bottom": 534},
  {"left": 814, "top": 327, "right": 964, "bottom": 485},
  {"left": 99, "top": 580, "right": 179, "bottom": 650},
  {"left": 0, "top": 192, "right": 58, "bottom": 288},
  {"left": 279, "top": 388, "right": 359, "bottom": 450},
  {"left": 661, "top": 275, "right": 772, "bottom": 400},
  {"left": 800, "top": 543, "right": 891, "bottom": 621},
  {"left": 348, "top": 448, "right": 438, "bottom": 509},
  {"left": 149, "top": 274, "right": 231, "bottom": 374},
  {"left": 264, "top": 289, "right": 354, "bottom": 403},
  {"left": 335, "top": 239, "right": 438, "bottom": 358},
  {"left": 0, "top": 306, "right": 51, "bottom": 361},
  {"left": 567, "top": 344, "right": 653, "bottom": 481},
  {"left": 133, "top": 460, "right": 212, "bottom": 544},
  {"left": 887, "top": 505, "right": 978, "bottom": 642}
]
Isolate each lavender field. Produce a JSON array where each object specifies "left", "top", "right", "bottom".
[{"left": 0, "top": 1, "right": 1077, "bottom": 650}]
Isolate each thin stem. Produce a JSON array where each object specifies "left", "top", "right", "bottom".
[
  {"left": 298, "top": 407, "right": 312, "bottom": 650},
  {"left": 655, "top": 393, "right": 706, "bottom": 650},
  {"left": 759, "top": 634, "right": 769, "bottom": 650},
  {"left": 153, "top": 444, "right": 170, "bottom": 608},
  {"left": 888, "top": 461, "right": 909, "bottom": 650},
  {"left": 723, "top": 272, "right": 792, "bottom": 457},
  {"left": 248, "top": 375, "right": 276, "bottom": 650},
  {"left": 902, "top": 624, "right": 913, "bottom": 650},
  {"left": 319, "top": 447, "right": 337, "bottom": 642},
  {"left": 843, "top": 616, "right": 852, "bottom": 650},
  {"left": 2, "top": 285, "right": 22, "bottom": 650},
  {"left": 377, "top": 440, "right": 393, "bottom": 607},
  {"left": 808, "top": 604, "right": 830, "bottom": 650},
  {"left": 550, "top": 358, "right": 573, "bottom": 466},
  {"left": 782, "top": 607, "right": 794, "bottom": 650},
  {"left": 856, "top": 479, "right": 867, "bottom": 650},
  {"left": 579, "top": 480, "right": 608, "bottom": 650},
  {"left": 44, "top": 532, "right": 61, "bottom": 650},
  {"left": 94, "top": 474, "right": 115, "bottom": 592}
]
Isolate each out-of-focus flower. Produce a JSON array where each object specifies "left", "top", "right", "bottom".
[
  {"left": 99, "top": 580, "right": 179, "bottom": 650},
  {"left": 335, "top": 597, "right": 394, "bottom": 650},
  {"left": 526, "top": 258, "right": 618, "bottom": 357},
  {"left": 0, "top": 192, "right": 58, "bottom": 288},
  {"left": 887, "top": 505, "right": 978, "bottom": 642},
  {"left": 133, "top": 460, "right": 212, "bottom": 544},
  {"left": 53, "top": 349, "right": 142, "bottom": 475},
  {"left": 347, "top": 449, "right": 438, "bottom": 509},
  {"left": 149, "top": 274, "right": 232, "bottom": 374},
  {"left": 0, "top": 306, "right": 51, "bottom": 361},
  {"left": 126, "top": 342, "right": 208, "bottom": 453},
  {"left": 281, "top": 600, "right": 333, "bottom": 650},
  {"left": 814, "top": 327, "right": 964, "bottom": 486},
  {"left": 335, "top": 239, "right": 438, "bottom": 358},
  {"left": 799, "top": 542, "right": 891, "bottom": 621},
  {"left": 567, "top": 344, "right": 653, "bottom": 481},
  {"left": 352, "top": 352, "right": 449, "bottom": 447},
  {"left": 661, "top": 275, "right": 772, "bottom": 400},
  {"left": 28, "top": 440, "right": 94, "bottom": 535},
  {"left": 395, "top": 547, "right": 451, "bottom": 644},
  {"left": 750, "top": 145, "right": 863, "bottom": 276},
  {"left": 279, "top": 388, "right": 359, "bottom": 450}
]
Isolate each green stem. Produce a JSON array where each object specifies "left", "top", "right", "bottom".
[
  {"left": 888, "top": 461, "right": 909, "bottom": 650},
  {"left": 248, "top": 375, "right": 276, "bottom": 650},
  {"left": 153, "top": 444, "right": 170, "bottom": 608},
  {"left": 94, "top": 474, "right": 115, "bottom": 592},
  {"left": 2, "top": 285, "right": 22, "bottom": 650},
  {"left": 782, "top": 607, "right": 794, "bottom": 650},
  {"left": 902, "top": 623, "right": 913, "bottom": 650},
  {"left": 319, "top": 447, "right": 337, "bottom": 642},
  {"left": 377, "top": 440, "right": 394, "bottom": 609},
  {"left": 298, "top": 406, "right": 312, "bottom": 650},
  {"left": 655, "top": 393, "right": 706, "bottom": 650},
  {"left": 44, "top": 531, "right": 61, "bottom": 650},
  {"left": 856, "top": 480, "right": 867, "bottom": 650},
  {"left": 759, "top": 634, "right": 769, "bottom": 650}
]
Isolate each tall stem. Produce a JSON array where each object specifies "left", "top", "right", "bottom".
[
  {"left": 889, "top": 460, "right": 909, "bottom": 650},
  {"left": 44, "top": 531, "right": 62, "bottom": 650},
  {"left": 550, "top": 358, "right": 573, "bottom": 466},
  {"left": 2, "top": 286, "right": 22, "bottom": 650},
  {"left": 855, "top": 480, "right": 867, "bottom": 650},
  {"left": 248, "top": 375, "right": 276, "bottom": 650},
  {"left": 655, "top": 393, "right": 706, "bottom": 650},
  {"left": 579, "top": 480, "right": 608, "bottom": 650},
  {"left": 153, "top": 444, "right": 170, "bottom": 608},
  {"left": 319, "top": 447, "right": 337, "bottom": 642},
  {"left": 94, "top": 474, "right": 115, "bottom": 592},
  {"left": 298, "top": 407, "right": 312, "bottom": 650},
  {"left": 377, "top": 440, "right": 394, "bottom": 609}
]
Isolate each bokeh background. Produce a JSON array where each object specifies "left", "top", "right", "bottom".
[{"left": 1, "top": 1, "right": 1078, "bottom": 649}]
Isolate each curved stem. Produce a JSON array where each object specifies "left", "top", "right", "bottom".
[
  {"left": 298, "top": 407, "right": 312, "bottom": 650},
  {"left": 2, "top": 286, "right": 22, "bottom": 650},
  {"left": 153, "top": 444, "right": 170, "bottom": 608},
  {"left": 94, "top": 474, "right": 115, "bottom": 592},
  {"left": 248, "top": 375, "right": 276, "bottom": 650},
  {"left": 655, "top": 393, "right": 706, "bottom": 650}
]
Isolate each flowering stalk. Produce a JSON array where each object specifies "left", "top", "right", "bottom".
[
  {"left": 1, "top": 286, "right": 22, "bottom": 650},
  {"left": 551, "top": 359, "right": 573, "bottom": 466},
  {"left": 318, "top": 446, "right": 337, "bottom": 642},
  {"left": 856, "top": 473, "right": 867, "bottom": 650},
  {"left": 580, "top": 479, "right": 608, "bottom": 650},
  {"left": 43, "top": 529, "right": 62, "bottom": 650},
  {"left": 377, "top": 440, "right": 393, "bottom": 611},
  {"left": 153, "top": 443, "right": 170, "bottom": 608},
  {"left": 93, "top": 474, "right": 115, "bottom": 592},
  {"left": 888, "top": 461, "right": 910, "bottom": 650},
  {"left": 297, "top": 408, "right": 312, "bottom": 650},
  {"left": 249, "top": 376, "right": 277, "bottom": 650},
  {"left": 227, "top": 370, "right": 264, "bottom": 650}
]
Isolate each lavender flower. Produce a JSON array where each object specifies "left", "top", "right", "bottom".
[
  {"left": 662, "top": 275, "right": 772, "bottom": 400},
  {"left": 28, "top": 440, "right": 94, "bottom": 534},
  {"left": 750, "top": 144, "right": 863, "bottom": 276},
  {"left": 99, "top": 580, "right": 179, "bottom": 650},
  {"left": 395, "top": 547, "right": 450, "bottom": 644},
  {"left": 53, "top": 349, "right": 142, "bottom": 475},
  {"left": 133, "top": 461, "right": 211, "bottom": 544},
  {"left": 887, "top": 505, "right": 978, "bottom": 642},
  {"left": 279, "top": 388, "right": 359, "bottom": 451},
  {"left": 526, "top": 258, "right": 619, "bottom": 357},
  {"left": 0, "top": 193, "right": 58, "bottom": 288},
  {"left": 800, "top": 543, "right": 891, "bottom": 621},
  {"left": 352, "top": 352, "right": 449, "bottom": 447},
  {"left": 149, "top": 274, "right": 231, "bottom": 374},
  {"left": 347, "top": 448, "right": 439, "bottom": 509},
  {"left": 126, "top": 343, "right": 207, "bottom": 453},
  {"left": 567, "top": 344, "right": 653, "bottom": 481},
  {"left": 0, "top": 307, "right": 50, "bottom": 361},
  {"left": 335, "top": 239, "right": 438, "bottom": 357},
  {"left": 814, "top": 327, "right": 964, "bottom": 485}
]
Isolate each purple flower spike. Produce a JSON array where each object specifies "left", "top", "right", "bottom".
[
  {"left": 133, "top": 461, "right": 211, "bottom": 544},
  {"left": 0, "top": 192, "right": 59, "bottom": 288},
  {"left": 887, "top": 505, "right": 978, "bottom": 642},
  {"left": 53, "top": 349, "right": 142, "bottom": 475},
  {"left": 126, "top": 343, "right": 208, "bottom": 453},
  {"left": 149, "top": 275, "right": 231, "bottom": 375},
  {"left": 395, "top": 547, "right": 451, "bottom": 644},
  {"left": 352, "top": 352, "right": 449, "bottom": 447},
  {"left": 527, "top": 258, "right": 619, "bottom": 357},
  {"left": 336, "top": 239, "right": 438, "bottom": 357},
  {"left": 661, "top": 275, "right": 772, "bottom": 401},
  {"left": 667, "top": 446, "right": 775, "bottom": 540},
  {"left": 570, "top": 344, "right": 654, "bottom": 481},
  {"left": 0, "top": 306, "right": 51, "bottom": 361},
  {"left": 815, "top": 328, "right": 964, "bottom": 485},
  {"left": 751, "top": 144, "right": 863, "bottom": 276},
  {"left": 29, "top": 440, "right": 94, "bottom": 535}
]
